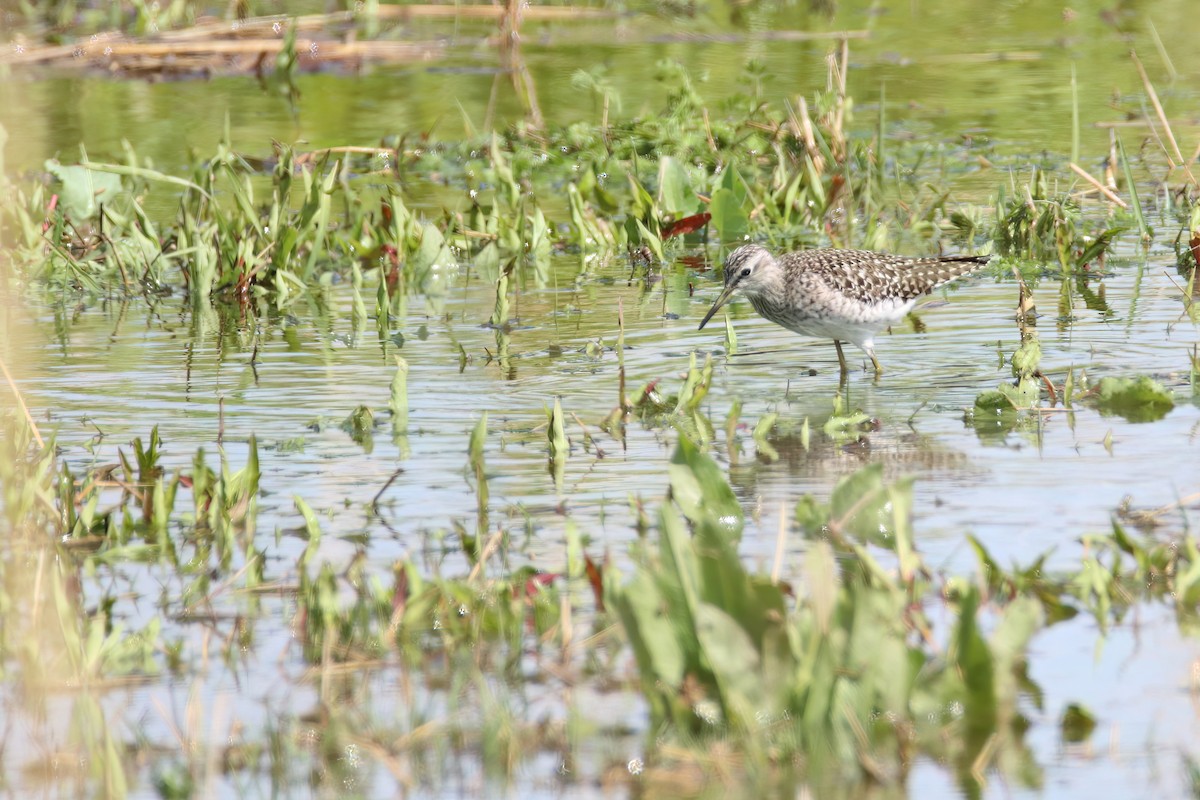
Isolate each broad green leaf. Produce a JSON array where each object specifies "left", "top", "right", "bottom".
[
  {"left": 668, "top": 435, "right": 742, "bottom": 534},
  {"left": 718, "top": 165, "right": 750, "bottom": 208},
  {"left": 828, "top": 464, "right": 889, "bottom": 543},
  {"left": 709, "top": 187, "right": 748, "bottom": 242},
  {"left": 1083, "top": 376, "right": 1174, "bottom": 423},
  {"left": 990, "top": 595, "right": 1044, "bottom": 671},
  {"left": 974, "top": 388, "right": 1016, "bottom": 411},
  {"left": 953, "top": 586, "right": 997, "bottom": 737},
  {"left": 475, "top": 241, "right": 500, "bottom": 283},
  {"left": 695, "top": 602, "right": 768, "bottom": 723},
  {"left": 657, "top": 156, "right": 697, "bottom": 216},
  {"left": 45, "top": 160, "right": 124, "bottom": 220},
  {"left": 613, "top": 570, "right": 687, "bottom": 688}
]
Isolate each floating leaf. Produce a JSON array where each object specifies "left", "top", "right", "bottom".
[
  {"left": 1060, "top": 703, "right": 1097, "bottom": 743},
  {"left": 1083, "top": 376, "right": 1174, "bottom": 423},
  {"left": 974, "top": 389, "right": 1016, "bottom": 412}
]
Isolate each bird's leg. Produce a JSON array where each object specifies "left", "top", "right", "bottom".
[
  {"left": 833, "top": 340, "right": 849, "bottom": 376},
  {"left": 869, "top": 351, "right": 883, "bottom": 375}
]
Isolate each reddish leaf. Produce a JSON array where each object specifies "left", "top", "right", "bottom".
[
  {"left": 662, "top": 212, "right": 711, "bottom": 240},
  {"left": 43, "top": 194, "right": 59, "bottom": 232},
  {"left": 382, "top": 244, "right": 401, "bottom": 294},
  {"left": 584, "top": 554, "right": 605, "bottom": 612},
  {"left": 515, "top": 572, "right": 561, "bottom": 599},
  {"left": 1190, "top": 233, "right": 1200, "bottom": 268}
]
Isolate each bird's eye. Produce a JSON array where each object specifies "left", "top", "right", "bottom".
[{"left": 740, "top": 267, "right": 752, "bottom": 277}]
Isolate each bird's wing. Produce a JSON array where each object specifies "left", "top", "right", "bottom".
[{"left": 787, "top": 249, "right": 987, "bottom": 304}]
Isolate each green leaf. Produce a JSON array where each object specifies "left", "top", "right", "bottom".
[
  {"left": 389, "top": 356, "right": 409, "bottom": 431},
  {"left": 1083, "top": 376, "right": 1174, "bottom": 423},
  {"left": 752, "top": 412, "right": 778, "bottom": 462},
  {"left": 1010, "top": 338, "right": 1042, "bottom": 378},
  {"left": 340, "top": 405, "right": 375, "bottom": 445},
  {"left": 295, "top": 495, "right": 323, "bottom": 569},
  {"left": 475, "top": 241, "right": 500, "bottom": 283},
  {"left": 718, "top": 165, "right": 749, "bottom": 208},
  {"left": 409, "top": 222, "right": 452, "bottom": 292},
  {"left": 45, "top": 160, "right": 124, "bottom": 221},
  {"left": 613, "top": 571, "right": 686, "bottom": 688},
  {"left": 828, "top": 464, "right": 890, "bottom": 543},
  {"left": 668, "top": 436, "right": 742, "bottom": 534},
  {"left": 695, "top": 602, "right": 768, "bottom": 724},
  {"left": 999, "top": 379, "right": 1040, "bottom": 408},
  {"left": 886, "top": 478, "right": 918, "bottom": 582},
  {"left": 657, "top": 156, "right": 697, "bottom": 217},
  {"left": 548, "top": 396, "right": 569, "bottom": 462},
  {"left": 953, "top": 585, "right": 998, "bottom": 739},
  {"left": 468, "top": 412, "right": 487, "bottom": 471},
  {"left": 709, "top": 187, "right": 748, "bottom": 242},
  {"left": 1060, "top": 703, "right": 1097, "bottom": 743},
  {"left": 990, "top": 596, "right": 1044, "bottom": 678},
  {"left": 634, "top": 219, "right": 665, "bottom": 262}
]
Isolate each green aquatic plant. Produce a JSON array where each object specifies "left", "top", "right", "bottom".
[
  {"left": 1082, "top": 376, "right": 1175, "bottom": 423},
  {"left": 2, "top": 53, "right": 995, "bottom": 312},
  {"left": 610, "top": 445, "right": 1043, "bottom": 790},
  {"left": 993, "top": 168, "right": 1123, "bottom": 271}
]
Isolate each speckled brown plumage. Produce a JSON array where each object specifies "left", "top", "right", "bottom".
[{"left": 697, "top": 243, "right": 989, "bottom": 374}]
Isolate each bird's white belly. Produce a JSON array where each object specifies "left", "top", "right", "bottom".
[{"left": 768, "top": 296, "right": 917, "bottom": 350}]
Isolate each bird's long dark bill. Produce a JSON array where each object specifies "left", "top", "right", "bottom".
[{"left": 697, "top": 284, "right": 737, "bottom": 330}]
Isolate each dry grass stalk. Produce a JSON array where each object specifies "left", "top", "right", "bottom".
[
  {"left": 1068, "top": 162, "right": 1128, "bottom": 207},
  {"left": 1131, "top": 49, "right": 1197, "bottom": 187},
  {"left": 0, "top": 355, "right": 44, "bottom": 448},
  {"left": 3, "top": 36, "right": 446, "bottom": 69}
]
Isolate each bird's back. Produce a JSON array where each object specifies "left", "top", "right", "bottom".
[{"left": 778, "top": 248, "right": 988, "bottom": 306}]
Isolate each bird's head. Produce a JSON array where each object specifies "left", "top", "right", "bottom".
[{"left": 698, "top": 244, "right": 777, "bottom": 330}]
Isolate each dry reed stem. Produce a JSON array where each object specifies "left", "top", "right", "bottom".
[
  {"left": 0, "top": 354, "right": 44, "bottom": 448},
  {"left": 380, "top": 4, "right": 612, "bottom": 20},
  {"left": 1068, "top": 162, "right": 1129, "bottom": 208},
  {"left": 650, "top": 29, "right": 867, "bottom": 43},
  {"left": 794, "top": 97, "right": 823, "bottom": 174},
  {"left": 3, "top": 37, "right": 444, "bottom": 66},
  {"left": 1131, "top": 49, "right": 1197, "bottom": 187},
  {"left": 970, "top": 732, "right": 1000, "bottom": 788},
  {"left": 1105, "top": 128, "right": 1118, "bottom": 189},
  {"left": 467, "top": 528, "right": 505, "bottom": 582},
  {"left": 1095, "top": 119, "right": 1199, "bottom": 129},
  {"left": 770, "top": 501, "right": 787, "bottom": 584}
]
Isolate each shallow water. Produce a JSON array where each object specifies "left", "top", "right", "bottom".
[{"left": 4, "top": 0, "right": 1200, "bottom": 796}]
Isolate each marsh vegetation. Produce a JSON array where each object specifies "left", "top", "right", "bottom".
[{"left": 2, "top": 1, "right": 1200, "bottom": 797}]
